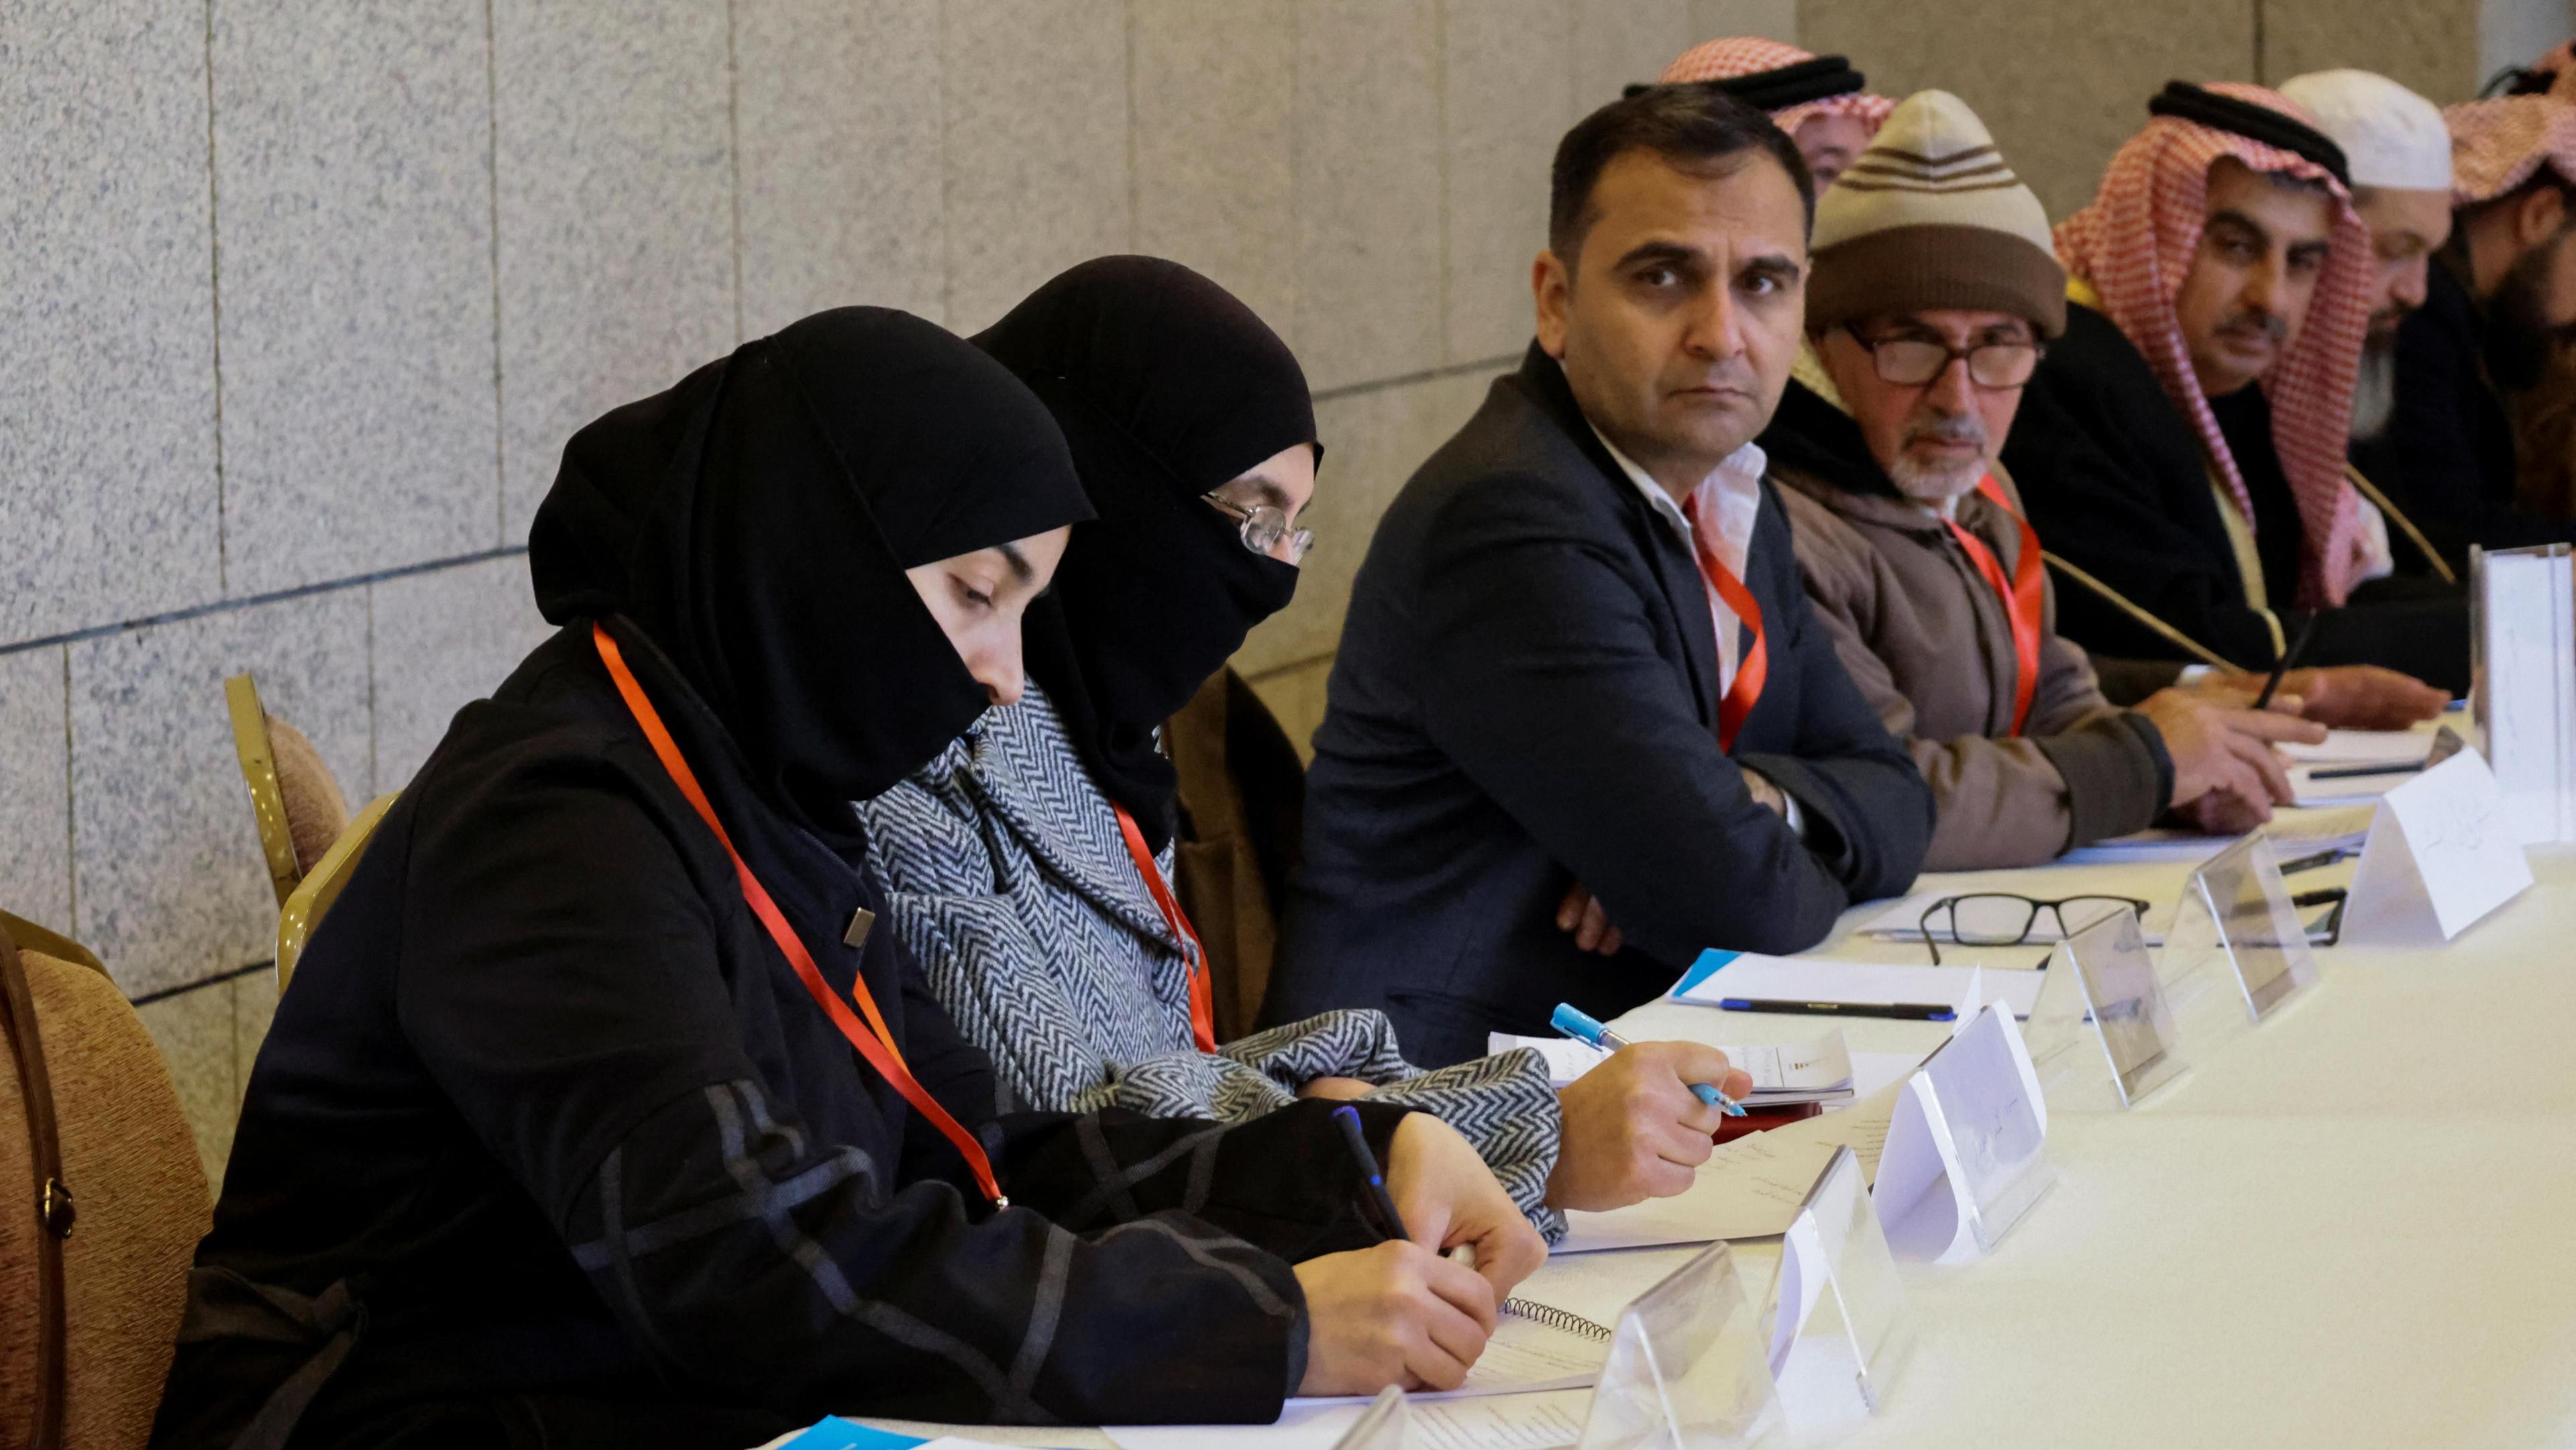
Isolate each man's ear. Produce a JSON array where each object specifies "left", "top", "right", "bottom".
[
  {"left": 2518, "top": 185, "right": 2569, "bottom": 248},
  {"left": 1534, "top": 249, "right": 1572, "bottom": 359}
]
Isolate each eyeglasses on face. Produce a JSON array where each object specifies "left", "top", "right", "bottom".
[
  {"left": 1915, "top": 893, "right": 2152, "bottom": 965},
  {"left": 1846, "top": 325, "right": 2043, "bottom": 390},
  {"left": 1203, "top": 493, "right": 1314, "bottom": 564}
]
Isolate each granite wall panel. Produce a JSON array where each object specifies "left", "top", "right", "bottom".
[
  {"left": 1801, "top": 0, "right": 2256, "bottom": 220},
  {"left": 137, "top": 978, "right": 244, "bottom": 1191},
  {"left": 1689, "top": 0, "right": 1799, "bottom": 45},
  {"left": 735, "top": 0, "right": 948, "bottom": 337},
  {"left": 1568, "top": 0, "right": 1695, "bottom": 112},
  {"left": 941, "top": 0, "right": 1134, "bottom": 335},
  {"left": 70, "top": 592, "right": 372, "bottom": 998},
  {"left": 2261, "top": 0, "right": 2483, "bottom": 102},
  {"left": 0, "top": 648, "right": 72, "bottom": 935},
  {"left": 1235, "top": 368, "right": 1499, "bottom": 676},
  {"left": 491, "top": 0, "right": 737, "bottom": 541},
  {"left": 0, "top": 2, "right": 219, "bottom": 642},
  {"left": 370, "top": 555, "right": 555, "bottom": 793},
  {"left": 211, "top": 0, "right": 499, "bottom": 594},
  {"left": 1132, "top": 0, "right": 1300, "bottom": 345},
  {"left": 1293, "top": 0, "right": 1445, "bottom": 392},
  {"left": 1443, "top": 0, "right": 1574, "bottom": 365}
]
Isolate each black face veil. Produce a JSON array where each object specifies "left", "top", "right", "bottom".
[
  {"left": 529, "top": 306, "right": 1092, "bottom": 822},
  {"left": 973, "top": 257, "right": 1318, "bottom": 849}
]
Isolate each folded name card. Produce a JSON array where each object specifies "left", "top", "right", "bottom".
[
  {"left": 1874, "top": 1004, "right": 2053, "bottom": 1263},
  {"left": 2343, "top": 749, "right": 2534, "bottom": 945}
]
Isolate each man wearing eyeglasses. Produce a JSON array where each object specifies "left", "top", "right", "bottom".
[
  {"left": 1267, "top": 85, "right": 1933, "bottom": 1067},
  {"left": 1762, "top": 91, "right": 2328, "bottom": 872}
]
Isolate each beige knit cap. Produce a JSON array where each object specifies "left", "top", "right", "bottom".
[{"left": 1807, "top": 89, "right": 2068, "bottom": 338}]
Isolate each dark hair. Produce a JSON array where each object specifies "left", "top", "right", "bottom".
[{"left": 1548, "top": 85, "right": 1815, "bottom": 264}]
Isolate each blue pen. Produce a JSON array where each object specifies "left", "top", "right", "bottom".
[
  {"left": 1330, "top": 1104, "right": 1409, "bottom": 1241},
  {"left": 1550, "top": 1002, "right": 1746, "bottom": 1117}
]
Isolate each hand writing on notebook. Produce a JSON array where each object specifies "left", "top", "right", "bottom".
[
  {"left": 1546, "top": 1041, "right": 1749, "bottom": 1211},
  {"left": 2201, "top": 664, "right": 2447, "bottom": 730},
  {"left": 1293, "top": 1115, "right": 1544, "bottom": 1394},
  {"left": 1293, "top": 1239, "right": 1496, "bottom": 1394},
  {"left": 2136, "top": 688, "right": 2320, "bottom": 827}
]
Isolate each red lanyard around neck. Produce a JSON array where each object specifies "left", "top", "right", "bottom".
[
  {"left": 1680, "top": 493, "right": 1768, "bottom": 753},
  {"left": 1111, "top": 805, "right": 1218, "bottom": 1053},
  {"left": 591, "top": 623, "right": 1007, "bottom": 1208},
  {"left": 1940, "top": 476, "right": 2046, "bottom": 736}
]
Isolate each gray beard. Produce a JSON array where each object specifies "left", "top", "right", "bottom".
[
  {"left": 2351, "top": 332, "right": 2398, "bottom": 442},
  {"left": 1888, "top": 454, "right": 1985, "bottom": 506}
]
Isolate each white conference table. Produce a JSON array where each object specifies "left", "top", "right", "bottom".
[{"left": 854, "top": 845, "right": 2576, "bottom": 1450}]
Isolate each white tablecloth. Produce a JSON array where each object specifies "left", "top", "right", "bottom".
[{"left": 848, "top": 846, "right": 2576, "bottom": 1450}]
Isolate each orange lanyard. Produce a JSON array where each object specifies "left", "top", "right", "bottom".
[
  {"left": 1680, "top": 494, "right": 1768, "bottom": 754},
  {"left": 1940, "top": 476, "right": 2046, "bottom": 736},
  {"left": 1111, "top": 805, "right": 1218, "bottom": 1053},
  {"left": 591, "top": 623, "right": 1008, "bottom": 1208}
]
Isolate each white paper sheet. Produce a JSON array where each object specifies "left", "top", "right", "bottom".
[
  {"left": 2279, "top": 729, "right": 2437, "bottom": 764},
  {"left": 1485, "top": 1031, "right": 1854, "bottom": 1096},
  {"left": 1556, "top": 1082, "right": 1907, "bottom": 1253},
  {"left": 1670, "top": 953, "right": 2047, "bottom": 1018},
  {"left": 1104, "top": 1390, "right": 1595, "bottom": 1450}
]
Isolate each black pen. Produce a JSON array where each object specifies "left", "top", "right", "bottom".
[
  {"left": 1330, "top": 1104, "right": 1407, "bottom": 1241},
  {"left": 2253, "top": 613, "right": 2322, "bottom": 710},
  {"left": 1716, "top": 997, "right": 1957, "bottom": 1021},
  {"left": 2275, "top": 845, "right": 2357, "bottom": 874},
  {"left": 2306, "top": 758, "right": 2428, "bottom": 780}
]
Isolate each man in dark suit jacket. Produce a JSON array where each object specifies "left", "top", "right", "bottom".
[{"left": 1267, "top": 85, "right": 1933, "bottom": 1068}]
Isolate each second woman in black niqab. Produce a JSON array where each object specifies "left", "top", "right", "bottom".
[
  {"left": 973, "top": 255, "right": 1316, "bottom": 849},
  {"left": 150, "top": 307, "right": 1536, "bottom": 1450}
]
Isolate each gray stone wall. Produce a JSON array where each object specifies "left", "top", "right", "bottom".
[{"left": 0, "top": 0, "right": 1793, "bottom": 1186}]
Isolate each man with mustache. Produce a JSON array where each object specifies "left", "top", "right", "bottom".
[
  {"left": 1760, "top": 91, "right": 2326, "bottom": 872},
  {"left": 2350, "top": 74, "right": 2576, "bottom": 572},
  {"left": 1996, "top": 82, "right": 2464, "bottom": 715},
  {"left": 1269, "top": 85, "right": 1931, "bottom": 1067}
]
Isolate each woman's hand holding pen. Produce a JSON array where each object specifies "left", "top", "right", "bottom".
[
  {"left": 1292, "top": 1115, "right": 1540, "bottom": 1396},
  {"left": 1383, "top": 1114, "right": 1548, "bottom": 1295},
  {"left": 1293, "top": 1239, "right": 1495, "bottom": 1394}
]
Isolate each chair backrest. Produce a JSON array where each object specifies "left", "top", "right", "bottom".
[
  {"left": 274, "top": 792, "right": 398, "bottom": 994},
  {"left": 0, "top": 919, "right": 208, "bottom": 1450},
  {"left": 0, "top": 911, "right": 103, "bottom": 977},
  {"left": 1165, "top": 668, "right": 1308, "bottom": 1043},
  {"left": 224, "top": 674, "right": 303, "bottom": 907}
]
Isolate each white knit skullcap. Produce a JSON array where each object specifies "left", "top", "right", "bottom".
[{"left": 2279, "top": 69, "right": 2453, "bottom": 192}]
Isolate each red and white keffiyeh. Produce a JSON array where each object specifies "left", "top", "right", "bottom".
[
  {"left": 2445, "top": 91, "right": 2576, "bottom": 205},
  {"left": 2055, "top": 82, "right": 2373, "bottom": 608},
  {"left": 1657, "top": 37, "right": 1894, "bottom": 140}
]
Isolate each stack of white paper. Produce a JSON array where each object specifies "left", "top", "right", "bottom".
[{"left": 1487, "top": 1029, "right": 1859, "bottom": 1107}]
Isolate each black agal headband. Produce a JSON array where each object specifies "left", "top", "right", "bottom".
[
  {"left": 1623, "top": 54, "right": 1868, "bottom": 109},
  {"left": 2147, "top": 81, "right": 2351, "bottom": 189}
]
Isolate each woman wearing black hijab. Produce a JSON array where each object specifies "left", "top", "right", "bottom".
[
  {"left": 150, "top": 308, "right": 1539, "bottom": 1450},
  {"left": 855, "top": 259, "right": 1752, "bottom": 1247}
]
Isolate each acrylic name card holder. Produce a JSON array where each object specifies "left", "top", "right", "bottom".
[
  {"left": 2022, "top": 907, "right": 2188, "bottom": 1112},
  {"left": 1332, "top": 1388, "right": 1415, "bottom": 1450},
  {"left": 1874, "top": 1004, "right": 2053, "bottom": 1263},
  {"left": 1764, "top": 1146, "right": 1913, "bottom": 1432},
  {"left": 2159, "top": 833, "right": 2321, "bottom": 1046},
  {"left": 1574, "top": 1241, "right": 1782, "bottom": 1450}
]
